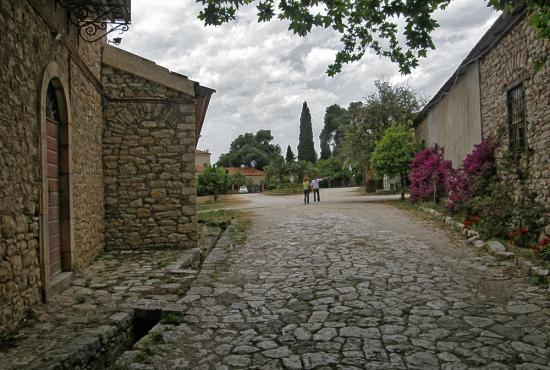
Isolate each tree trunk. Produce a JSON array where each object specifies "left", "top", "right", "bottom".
[
  {"left": 400, "top": 172, "right": 405, "bottom": 201},
  {"left": 364, "top": 163, "right": 376, "bottom": 193}
]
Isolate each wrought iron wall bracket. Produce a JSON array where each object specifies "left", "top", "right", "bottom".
[{"left": 57, "top": 1, "right": 131, "bottom": 43}]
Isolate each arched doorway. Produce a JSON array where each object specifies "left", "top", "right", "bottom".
[
  {"left": 39, "top": 67, "right": 74, "bottom": 298},
  {"left": 45, "top": 83, "right": 67, "bottom": 277}
]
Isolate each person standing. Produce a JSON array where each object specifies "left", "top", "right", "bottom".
[
  {"left": 303, "top": 176, "right": 310, "bottom": 204},
  {"left": 310, "top": 177, "right": 325, "bottom": 202}
]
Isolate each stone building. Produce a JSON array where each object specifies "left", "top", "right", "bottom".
[
  {"left": 414, "top": 8, "right": 549, "bottom": 208},
  {"left": 0, "top": 1, "right": 213, "bottom": 334}
]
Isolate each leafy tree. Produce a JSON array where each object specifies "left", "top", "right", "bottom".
[
  {"left": 285, "top": 145, "right": 295, "bottom": 163},
  {"left": 340, "top": 81, "right": 421, "bottom": 186},
  {"left": 197, "top": 165, "right": 230, "bottom": 201},
  {"left": 319, "top": 129, "right": 332, "bottom": 160},
  {"left": 371, "top": 125, "right": 415, "bottom": 200},
  {"left": 198, "top": 0, "right": 549, "bottom": 75},
  {"left": 217, "top": 129, "right": 282, "bottom": 169},
  {"left": 320, "top": 104, "right": 347, "bottom": 160},
  {"left": 297, "top": 102, "right": 316, "bottom": 163},
  {"left": 230, "top": 172, "right": 246, "bottom": 191},
  {"left": 316, "top": 158, "right": 349, "bottom": 187},
  {"left": 290, "top": 160, "right": 314, "bottom": 183},
  {"left": 264, "top": 156, "right": 287, "bottom": 185}
]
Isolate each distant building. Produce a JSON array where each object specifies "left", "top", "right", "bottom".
[
  {"left": 195, "top": 149, "right": 211, "bottom": 174},
  {"left": 225, "top": 167, "right": 265, "bottom": 192},
  {"left": 414, "top": 8, "right": 549, "bottom": 209}
]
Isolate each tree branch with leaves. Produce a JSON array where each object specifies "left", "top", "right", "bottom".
[{"left": 198, "top": 0, "right": 548, "bottom": 75}]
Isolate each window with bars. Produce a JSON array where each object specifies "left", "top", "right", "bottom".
[{"left": 506, "top": 83, "right": 526, "bottom": 151}]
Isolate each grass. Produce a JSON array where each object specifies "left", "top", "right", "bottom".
[
  {"left": 148, "top": 332, "right": 164, "bottom": 345},
  {"left": 264, "top": 187, "right": 302, "bottom": 196},
  {"left": 198, "top": 209, "right": 242, "bottom": 228},
  {"left": 160, "top": 313, "right": 185, "bottom": 325},
  {"left": 0, "top": 331, "right": 18, "bottom": 351},
  {"left": 197, "top": 194, "right": 247, "bottom": 212},
  {"left": 75, "top": 295, "right": 87, "bottom": 304},
  {"left": 155, "top": 258, "right": 173, "bottom": 269}
]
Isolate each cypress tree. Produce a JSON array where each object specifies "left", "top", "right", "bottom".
[
  {"left": 297, "top": 102, "right": 316, "bottom": 163},
  {"left": 285, "top": 145, "right": 295, "bottom": 163}
]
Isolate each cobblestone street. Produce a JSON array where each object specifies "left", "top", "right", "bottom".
[{"left": 121, "top": 188, "right": 550, "bottom": 369}]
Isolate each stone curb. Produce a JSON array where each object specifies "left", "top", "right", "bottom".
[{"left": 418, "top": 206, "right": 548, "bottom": 279}]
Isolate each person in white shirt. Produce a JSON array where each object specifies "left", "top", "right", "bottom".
[{"left": 310, "top": 178, "right": 325, "bottom": 202}]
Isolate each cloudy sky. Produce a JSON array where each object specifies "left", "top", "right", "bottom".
[{"left": 119, "top": 0, "right": 498, "bottom": 162}]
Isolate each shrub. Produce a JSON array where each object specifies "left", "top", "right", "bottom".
[
  {"left": 445, "top": 138, "right": 495, "bottom": 211},
  {"left": 462, "top": 138, "right": 495, "bottom": 177},
  {"left": 409, "top": 145, "right": 453, "bottom": 202},
  {"left": 533, "top": 235, "right": 550, "bottom": 260},
  {"left": 466, "top": 182, "right": 515, "bottom": 240},
  {"left": 446, "top": 171, "right": 474, "bottom": 211}
]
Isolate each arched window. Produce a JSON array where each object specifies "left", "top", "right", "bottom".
[{"left": 46, "top": 84, "right": 60, "bottom": 122}]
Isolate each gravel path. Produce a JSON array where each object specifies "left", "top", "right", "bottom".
[{"left": 125, "top": 188, "right": 550, "bottom": 369}]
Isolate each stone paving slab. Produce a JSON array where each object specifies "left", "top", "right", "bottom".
[
  {"left": 0, "top": 225, "right": 222, "bottom": 369},
  {"left": 117, "top": 190, "right": 550, "bottom": 370}
]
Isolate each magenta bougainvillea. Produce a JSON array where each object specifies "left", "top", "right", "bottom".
[
  {"left": 445, "top": 138, "right": 495, "bottom": 210},
  {"left": 409, "top": 145, "right": 453, "bottom": 202},
  {"left": 462, "top": 138, "right": 495, "bottom": 176},
  {"left": 445, "top": 171, "right": 473, "bottom": 210}
]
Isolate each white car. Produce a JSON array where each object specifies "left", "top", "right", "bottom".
[{"left": 238, "top": 186, "right": 248, "bottom": 194}]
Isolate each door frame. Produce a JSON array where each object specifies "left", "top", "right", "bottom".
[{"left": 39, "top": 62, "right": 75, "bottom": 301}]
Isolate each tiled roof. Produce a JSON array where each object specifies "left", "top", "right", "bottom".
[{"left": 225, "top": 167, "right": 265, "bottom": 177}]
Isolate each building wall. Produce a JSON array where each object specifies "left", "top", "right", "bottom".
[
  {"left": 196, "top": 151, "right": 211, "bottom": 167},
  {"left": 479, "top": 16, "right": 550, "bottom": 208},
  {"left": 70, "top": 41, "right": 105, "bottom": 269},
  {"left": 0, "top": 1, "right": 104, "bottom": 333},
  {"left": 102, "top": 66, "right": 198, "bottom": 250},
  {"left": 415, "top": 62, "right": 483, "bottom": 168}
]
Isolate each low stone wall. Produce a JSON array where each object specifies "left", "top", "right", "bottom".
[{"left": 102, "top": 66, "right": 197, "bottom": 250}]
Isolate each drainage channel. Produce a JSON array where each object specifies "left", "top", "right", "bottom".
[{"left": 132, "top": 308, "right": 162, "bottom": 345}]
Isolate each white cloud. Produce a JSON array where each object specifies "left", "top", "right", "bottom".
[{"left": 119, "top": 0, "right": 499, "bottom": 161}]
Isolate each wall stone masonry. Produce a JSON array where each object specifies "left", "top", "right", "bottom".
[
  {"left": 479, "top": 15, "right": 550, "bottom": 212},
  {"left": 70, "top": 41, "right": 105, "bottom": 269},
  {"left": 102, "top": 66, "right": 198, "bottom": 250},
  {"left": 0, "top": 1, "right": 104, "bottom": 333}
]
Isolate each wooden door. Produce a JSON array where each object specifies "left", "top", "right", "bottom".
[{"left": 47, "top": 118, "right": 62, "bottom": 277}]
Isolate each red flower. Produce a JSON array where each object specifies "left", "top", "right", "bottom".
[
  {"left": 520, "top": 227, "right": 529, "bottom": 235},
  {"left": 531, "top": 245, "right": 540, "bottom": 254},
  {"left": 540, "top": 236, "right": 549, "bottom": 246},
  {"left": 463, "top": 215, "right": 480, "bottom": 229}
]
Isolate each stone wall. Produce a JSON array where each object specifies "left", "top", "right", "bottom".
[
  {"left": 0, "top": 1, "right": 104, "bottom": 333},
  {"left": 102, "top": 66, "right": 197, "bottom": 250},
  {"left": 70, "top": 42, "right": 105, "bottom": 269},
  {"left": 479, "top": 15, "right": 550, "bottom": 209}
]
